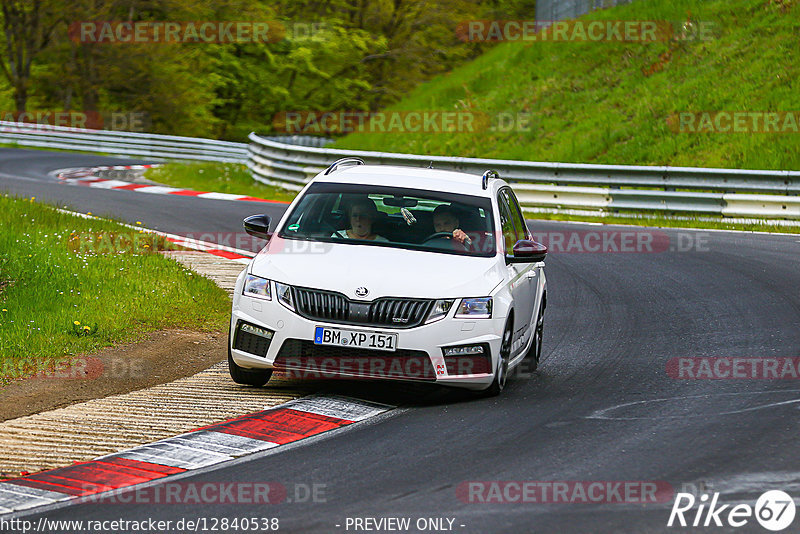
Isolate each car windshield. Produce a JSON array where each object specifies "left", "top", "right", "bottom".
[{"left": 278, "top": 182, "right": 497, "bottom": 257}]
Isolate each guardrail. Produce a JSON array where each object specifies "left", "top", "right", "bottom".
[
  {"left": 248, "top": 132, "right": 800, "bottom": 219},
  {"left": 3, "top": 121, "right": 797, "bottom": 219},
  {"left": 0, "top": 121, "right": 249, "bottom": 162}
]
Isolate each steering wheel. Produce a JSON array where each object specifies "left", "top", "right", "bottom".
[
  {"left": 422, "top": 232, "right": 469, "bottom": 251},
  {"left": 422, "top": 231, "right": 454, "bottom": 243}
]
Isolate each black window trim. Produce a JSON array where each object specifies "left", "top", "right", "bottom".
[
  {"left": 496, "top": 189, "right": 516, "bottom": 256},
  {"left": 499, "top": 186, "right": 530, "bottom": 242}
]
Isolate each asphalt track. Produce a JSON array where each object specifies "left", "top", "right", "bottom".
[
  {"left": 2, "top": 148, "right": 800, "bottom": 533},
  {"left": 0, "top": 148, "right": 286, "bottom": 250}
]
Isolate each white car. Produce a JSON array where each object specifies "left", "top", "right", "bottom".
[{"left": 229, "top": 159, "right": 547, "bottom": 395}]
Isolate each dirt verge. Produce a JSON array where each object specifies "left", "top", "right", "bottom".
[{"left": 0, "top": 329, "right": 226, "bottom": 422}]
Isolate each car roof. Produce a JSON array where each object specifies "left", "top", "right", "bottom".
[{"left": 312, "top": 164, "right": 504, "bottom": 197}]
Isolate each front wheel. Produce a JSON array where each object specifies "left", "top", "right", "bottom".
[
  {"left": 524, "top": 302, "right": 545, "bottom": 372},
  {"left": 228, "top": 330, "right": 272, "bottom": 387},
  {"left": 483, "top": 319, "right": 513, "bottom": 397}
]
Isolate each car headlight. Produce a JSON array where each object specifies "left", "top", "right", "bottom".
[
  {"left": 455, "top": 297, "right": 492, "bottom": 319},
  {"left": 275, "top": 282, "right": 295, "bottom": 311},
  {"left": 243, "top": 274, "right": 271, "bottom": 300},
  {"left": 425, "top": 299, "right": 454, "bottom": 324}
]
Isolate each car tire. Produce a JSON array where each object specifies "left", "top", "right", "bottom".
[
  {"left": 228, "top": 330, "right": 273, "bottom": 387},
  {"left": 483, "top": 318, "right": 513, "bottom": 397},
  {"left": 524, "top": 300, "right": 545, "bottom": 372}
]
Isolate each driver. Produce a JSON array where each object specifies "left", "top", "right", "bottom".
[{"left": 432, "top": 205, "right": 469, "bottom": 245}]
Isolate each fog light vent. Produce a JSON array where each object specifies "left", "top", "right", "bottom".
[
  {"left": 442, "top": 343, "right": 491, "bottom": 375},
  {"left": 234, "top": 321, "right": 274, "bottom": 357}
]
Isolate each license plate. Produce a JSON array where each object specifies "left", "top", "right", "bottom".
[{"left": 314, "top": 326, "right": 397, "bottom": 352}]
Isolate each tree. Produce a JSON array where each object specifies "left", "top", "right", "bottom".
[
  {"left": 0, "top": 0, "right": 61, "bottom": 111},
  {"left": 272, "top": 0, "right": 487, "bottom": 110},
  {"left": 3, "top": 0, "right": 526, "bottom": 137}
]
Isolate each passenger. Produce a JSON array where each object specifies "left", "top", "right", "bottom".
[
  {"left": 332, "top": 198, "right": 389, "bottom": 241},
  {"left": 432, "top": 204, "right": 469, "bottom": 245}
]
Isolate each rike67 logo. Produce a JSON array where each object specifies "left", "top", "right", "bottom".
[{"left": 668, "top": 490, "right": 796, "bottom": 531}]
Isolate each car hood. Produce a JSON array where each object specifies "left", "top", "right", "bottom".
[{"left": 250, "top": 236, "right": 504, "bottom": 300}]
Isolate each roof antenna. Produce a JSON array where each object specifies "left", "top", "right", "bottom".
[{"left": 427, "top": 161, "right": 434, "bottom": 169}]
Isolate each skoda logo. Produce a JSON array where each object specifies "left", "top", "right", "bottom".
[{"left": 355, "top": 287, "right": 369, "bottom": 298}]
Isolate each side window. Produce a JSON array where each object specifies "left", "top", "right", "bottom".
[
  {"left": 501, "top": 188, "right": 529, "bottom": 242},
  {"left": 497, "top": 194, "right": 516, "bottom": 256}
]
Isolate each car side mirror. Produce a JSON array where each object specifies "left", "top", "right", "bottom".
[
  {"left": 507, "top": 240, "right": 547, "bottom": 263},
  {"left": 243, "top": 214, "right": 272, "bottom": 240}
]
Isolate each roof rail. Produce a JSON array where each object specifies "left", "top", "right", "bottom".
[
  {"left": 482, "top": 170, "right": 500, "bottom": 190},
  {"left": 324, "top": 157, "right": 365, "bottom": 175}
]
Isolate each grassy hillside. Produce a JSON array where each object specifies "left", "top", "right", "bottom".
[{"left": 333, "top": 0, "right": 800, "bottom": 171}]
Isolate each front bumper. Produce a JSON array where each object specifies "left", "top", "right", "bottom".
[{"left": 230, "top": 292, "right": 505, "bottom": 390}]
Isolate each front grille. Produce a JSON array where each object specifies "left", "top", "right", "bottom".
[
  {"left": 293, "top": 287, "right": 349, "bottom": 322},
  {"left": 291, "top": 286, "right": 432, "bottom": 329},
  {"left": 369, "top": 299, "right": 431, "bottom": 326},
  {"left": 274, "top": 339, "right": 436, "bottom": 381}
]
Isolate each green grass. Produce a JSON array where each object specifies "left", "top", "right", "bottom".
[
  {"left": 146, "top": 162, "right": 298, "bottom": 203},
  {"left": 0, "top": 142, "right": 100, "bottom": 155},
  {"left": 0, "top": 194, "right": 231, "bottom": 383},
  {"left": 525, "top": 211, "right": 800, "bottom": 233},
  {"left": 332, "top": 0, "right": 800, "bottom": 171}
]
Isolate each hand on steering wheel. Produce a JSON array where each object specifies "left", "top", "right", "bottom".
[
  {"left": 422, "top": 231, "right": 470, "bottom": 251},
  {"left": 422, "top": 231, "right": 455, "bottom": 243}
]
